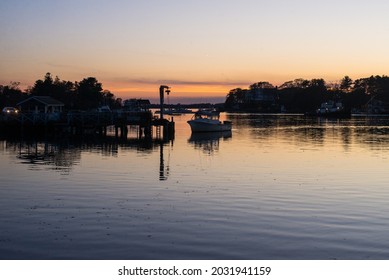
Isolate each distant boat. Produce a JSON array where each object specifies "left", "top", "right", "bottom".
[
  {"left": 306, "top": 100, "right": 351, "bottom": 118},
  {"left": 172, "top": 107, "right": 193, "bottom": 114},
  {"left": 187, "top": 109, "right": 232, "bottom": 132},
  {"left": 155, "top": 108, "right": 193, "bottom": 115}
]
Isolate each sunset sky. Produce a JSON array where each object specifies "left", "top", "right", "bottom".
[{"left": 1, "top": 0, "right": 389, "bottom": 103}]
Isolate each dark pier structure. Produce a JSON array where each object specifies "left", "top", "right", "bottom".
[{"left": 0, "top": 86, "right": 175, "bottom": 141}]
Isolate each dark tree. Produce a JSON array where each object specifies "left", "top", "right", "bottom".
[
  {"left": 340, "top": 76, "right": 353, "bottom": 92},
  {"left": 225, "top": 88, "right": 248, "bottom": 109},
  {"left": 0, "top": 82, "right": 26, "bottom": 107},
  {"left": 279, "top": 78, "right": 310, "bottom": 89},
  {"left": 29, "top": 73, "right": 76, "bottom": 109},
  {"left": 249, "top": 81, "right": 275, "bottom": 90},
  {"left": 76, "top": 77, "right": 103, "bottom": 110},
  {"left": 30, "top": 72, "right": 54, "bottom": 96},
  {"left": 309, "top": 78, "right": 326, "bottom": 90}
]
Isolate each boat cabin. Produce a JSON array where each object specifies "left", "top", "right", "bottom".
[{"left": 193, "top": 109, "right": 220, "bottom": 120}]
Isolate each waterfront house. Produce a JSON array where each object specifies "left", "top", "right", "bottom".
[
  {"left": 244, "top": 88, "right": 276, "bottom": 104},
  {"left": 240, "top": 88, "right": 278, "bottom": 112},
  {"left": 123, "top": 98, "right": 151, "bottom": 111},
  {"left": 17, "top": 96, "right": 64, "bottom": 114},
  {"left": 365, "top": 98, "right": 389, "bottom": 114},
  {"left": 16, "top": 96, "right": 65, "bottom": 121}
]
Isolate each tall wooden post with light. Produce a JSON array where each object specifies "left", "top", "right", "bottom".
[{"left": 159, "top": 85, "right": 170, "bottom": 120}]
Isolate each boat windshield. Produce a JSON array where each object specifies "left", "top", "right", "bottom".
[{"left": 194, "top": 110, "right": 220, "bottom": 120}]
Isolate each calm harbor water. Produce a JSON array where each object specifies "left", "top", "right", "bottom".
[{"left": 1, "top": 113, "right": 389, "bottom": 260}]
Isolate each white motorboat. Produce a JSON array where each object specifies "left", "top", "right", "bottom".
[
  {"left": 187, "top": 109, "right": 232, "bottom": 132},
  {"left": 306, "top": 100, "right": 351, "bottom": 118}
]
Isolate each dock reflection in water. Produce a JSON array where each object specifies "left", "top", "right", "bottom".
[
  {"left": 1, "top": 135, "right": 172, "bottom": 177},
  {"left": 159, "top": 142, "right": 172, "bottom": 181}
]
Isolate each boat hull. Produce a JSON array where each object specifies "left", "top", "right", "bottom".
[{"left": 187, "top": 120, "right": 232, "bottom": 132}]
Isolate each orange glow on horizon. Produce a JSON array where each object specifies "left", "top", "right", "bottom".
[{"left": 104, "top": 82, "right": 246, "bottom": 101}]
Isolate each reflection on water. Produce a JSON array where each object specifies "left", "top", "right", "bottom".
[
  {"left": 0, "top": 135, "right": 173, "bottom": 178},
  {"left": 188, "top": 131, "right": 232, "bottom": 155},
  {"left": 159, "top": 142, "right": 172, "bottom": 181},
  {"left": 227, "top": 113, "right": 389, "bottom": 151},
  {"left": 3, "top": 115, "right": 389, "bottom": 172},
  {"left": 1, "top": 114, "right": 389, "bottom": 260},
  {"left": 15, "top": 141, "right": 80, "bottom": 174}
]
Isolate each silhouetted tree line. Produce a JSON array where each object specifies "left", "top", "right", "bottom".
[
  {"left": 225, "top": 75, "right": 389, "bottom": 113},
  {"left": 4, "top": 73, "right": 389, "bottom": 113},
  {"left": 0, "top": 73, "right": 122, "bottom": 110}
]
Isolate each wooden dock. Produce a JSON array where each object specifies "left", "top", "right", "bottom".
[{"left": 0, "top": 111, "right": 175, "bottom": 140}]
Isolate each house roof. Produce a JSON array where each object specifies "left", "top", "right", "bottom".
[
  {"left": 138, "top": 99, "right": 151, "bottom": 105},
  {"left": 17, "top": 96, "right": 64, "bottom": 106}
]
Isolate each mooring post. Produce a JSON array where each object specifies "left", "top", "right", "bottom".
[
  {"left": 115, "top": 125, "right": 119, "bottom": 138},
  {"left": 163, "top": 122, "right": 168, "bottom": 141},
  {"left": 121, "top": 125, "right": 128, "bottom": 139},
  {"left": 145, "top": 125, "right": 152, "bottom": 139},
  {"left": 169, "top": 120, "right": 175, "bottom": 139}
]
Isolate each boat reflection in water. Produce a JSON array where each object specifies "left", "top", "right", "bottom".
[{"left": 188, "top": 131, "right": 232, "bottom": 154}]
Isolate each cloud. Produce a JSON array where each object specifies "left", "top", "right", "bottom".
[{"left": 109, "top": 77, "right": 250, "bottom": 87}]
